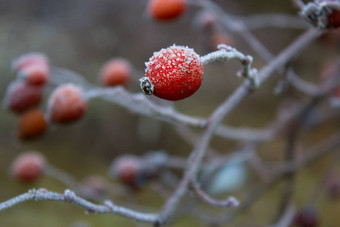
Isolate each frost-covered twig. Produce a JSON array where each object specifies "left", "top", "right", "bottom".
[
  {"left": 243, "top": 14, "right": 308, "bottom": 30},
  {"left": 200, "top": 44, "right": 258, "bottom": 87},
  {"left": 190, "top": 182, "right": 239, "bottom": 208},
  {"left": 156, "top": 28, "right": 322, "bottom": 226},
  {"left": 0, "top": 188, "right": 159, "bottom": 224}
]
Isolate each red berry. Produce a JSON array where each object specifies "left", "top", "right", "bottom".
[
  {"left": 148, "top": 0, "right": 186, "bottom": 21},
  {"left": 294, "top": 207, "right": 319, "bottom": 227},
  {"left": 17, "top": 109, "right": 48, "bottom": 140},
  {"left": 110, "top": 155, "right": 144, "bottom": 189},
  {"left": 4, "top": 80, "right": 43, "bottom": 113},
  {"left": 10, "top": 152, "right": 46, "bottom": 183},
  {"left": 141, "top": 45, "right": 204, "bottom": 101},
  {"left": 47, "top": 84, "right": 88, "bottom": 124},
  {"left": 18, "top": 63, "right": 50, "bottom": 86},
  {"left": 328, "top": 10, "right": 340, "bottom": 28},
  {"left": 12, "top": 52, "right": 49, "bottom": 74},
  {"left": 100, "top": 58, "right": 132, "bottom": 86}
]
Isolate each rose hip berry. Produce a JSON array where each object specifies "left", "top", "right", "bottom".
[
  {"left": 100, "top": 58, "right": 132, "bottom": 86},
  {"left": 109, "top": 155, "right": 144, "bottom": 189},
  {"left": 10, "top": 152, "right": 46, "bottom": 183},
  {"left": 148, "top": 0, "right": 186, "bottom": 21},
  {"left": 12, "top": 52, "right": 49, "bottom": 73},
  {"left": 18, "top": 64, "right": 50, "bottom": 86},
  {"left": 47, "top": 84, "right": 88, "bottom": 124},
  {"left": 140, "top": 45, "right": 204, "bottom": 101},
  {"left": 17, "top": 109, "right": 48, "bottom": 140},
  {"left": 4, "top": 80, "right": 43, "bottom": 113}
]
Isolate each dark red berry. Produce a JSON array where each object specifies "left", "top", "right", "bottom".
[
  {"left": 17, "top": 109, "right": 48, "bottom": 140},
  {"left": 4, "top": 80, "right": 43, "bottom": 113}
]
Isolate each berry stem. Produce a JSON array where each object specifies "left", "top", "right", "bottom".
[{"left": 200, "top": 44, "right": 258, "bottom": 88}]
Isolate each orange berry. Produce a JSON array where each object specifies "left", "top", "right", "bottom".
[
  {"left": 4, "top": 80, "right": 43, "bottom": 113},
  {"left": 148, "top": 0, "right": 186, "bottom": 21},
  {"left": 100, "top": 58, "right": 132, "bottom": 86},
  {"left": 10, "top": 152, "right": 46, "bottom": 183},
  {"left": 12, "top": 52, "right": 49, "bottom": 73},
  {"left": 47, "top": 84, "right": 88, "bottom": 124},
  {"left": 17, "top": 109, "right": 48, "bottom": 140}
]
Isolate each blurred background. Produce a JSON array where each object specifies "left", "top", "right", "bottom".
[{"left": 1, "top": 0, "right": 340, "bottom": 226}]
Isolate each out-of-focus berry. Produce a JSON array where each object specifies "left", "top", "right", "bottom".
[
  {"left": 12, "top": 53, "right": 49, "bottom": 73},
  {"left": 100, "top": 58, "right": 132, "bottom": 86},
  {"left": 293, "top": 206, "right": 319, "bottom": 227},
  {"left": 140, "top": 45, "right": 204, "bottom": 101},
  {"left": 10, "top": 151, "right": 46, "bottom": 183},
  {"left": 4, "top": 80, "right": 43, "bottom": 113},
  {"left": 192, "top": 10, "right": 217, "bottom": 31},
  {"left": 109, "top": 155, "right": 144, "bottom": 189},
  {"left": 148, "top": 0, "right": 186, "bottom": 21},
  {"left": 17, "top": 109, "right": 48, "bottom": 140},
  {"left": 47, "top": 84, "right": 88, "bottom": 124},
  {"left": 18, "top": 64, "right": 50, "bottom": 86}
]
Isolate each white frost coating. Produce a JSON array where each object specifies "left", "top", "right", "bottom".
[
  {"left": 200, "top": 44, "right": 258, "bottom": 88},
  {"left": 144, "top": 44, "right": 201, "bottom": 74}
]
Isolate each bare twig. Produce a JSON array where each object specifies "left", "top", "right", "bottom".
[
  {"left": 0, "top": 188, "right": 159, "bottom": 224},
  {"left": 190, "top": 182, "right": 239, "bottom": 208}
]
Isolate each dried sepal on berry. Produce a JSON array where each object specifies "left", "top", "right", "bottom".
[
  {"left": 47, "top": 84, "right": 88, "bottom": 124},
  {"left": 140, "top": 45, "right": 204, "bottom": 101},
  {"left": 302, "top": 0, "right": 340, "bottom": 28}
]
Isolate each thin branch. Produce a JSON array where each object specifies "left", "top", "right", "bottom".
[
  {"left": 243, "top": 14, "right": 308, "bottom": 30},
  {"left": 157, "top": 28, "right": 322, "bottom": 225},
  {"left": 0, "top": 188, "right": 159, "bottom": 224},
  {"left": 190, "top": 182, "right": 240, "bottom": 208}
]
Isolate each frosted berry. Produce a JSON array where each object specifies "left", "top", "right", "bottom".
[
  {"left": 18, "top": 63, "right": 50, "bottom": 86},
  {"left": 140, "top": 45, "right": 204, "bottom": 101},
  {"left": 148, "top": 0, "right": 186, "bottom": 21},
  {"left": 100, "top": 58, "right": 132, "bottom": 86},
  {"left": 293, "top": 207, "right": 319, "bottom": 227},
  {"left": 109, "top": 155, "right": 144, "bottom": 189},
  {"left": 4, "top": 80, "right": 43, "bottom": 113},
  {"left": 10, "top": 151, "right": 46, "bottom": 183},
  {"left": 47, "top": 84, "right": 88, "bottom": 124},
  {"left": 17, "top": 109, "right": 48, "bottom": 140},
  {"left": 12, "top": 52, "right": 49, "bottom": 74}
]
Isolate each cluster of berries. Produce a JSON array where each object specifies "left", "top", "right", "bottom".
[{"left": 4, "top": 53, "right": 133, "bottom": 140}]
